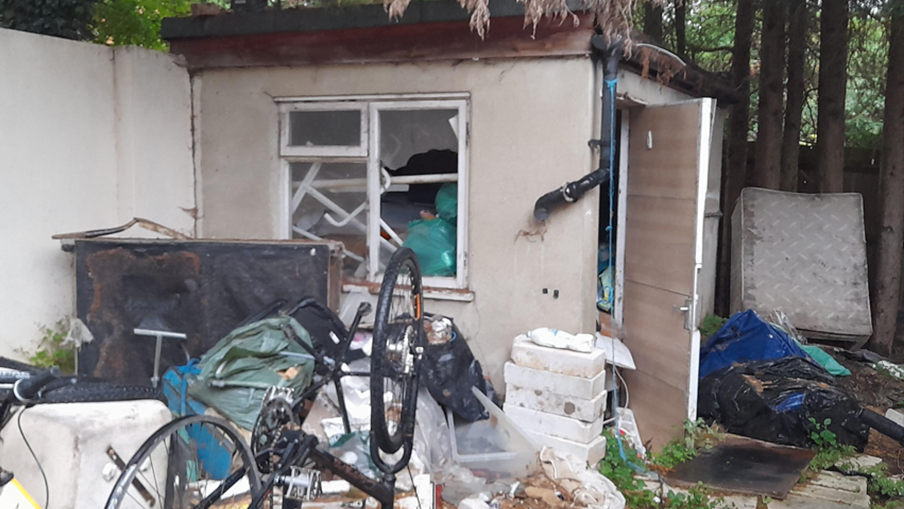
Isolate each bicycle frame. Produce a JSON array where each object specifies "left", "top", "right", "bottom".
[{"left": 248, "top": 295, "right": 419, "bottom": 508}]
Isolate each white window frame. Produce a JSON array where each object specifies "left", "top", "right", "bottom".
[
  {"left": 279, "top": 102, "right": 368, "bottom": 158},
  {"left": 278, "top": 94, "right": 470, "bottom": 290}
]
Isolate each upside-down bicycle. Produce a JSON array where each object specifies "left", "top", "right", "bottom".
[{"left": 103, "top": 246, "right": 426, "bottom": 509}]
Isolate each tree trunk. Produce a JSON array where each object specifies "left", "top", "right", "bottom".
[
  {"left": 870, "top": 6, "right": 904, "bottom": 357},
  {"left": 716, "top": 0, "right": 755, "bottom": 316},
  {"left": 644, "top": 3, "right": 663, "bottom": 41},
  {"left": 676, "top": 2, "right": 687, "bottom": 58},
  {"left": 815, "top": 0, "right": 849, "bottom": 193},
  {"left": 780, "top": 1, "right": 808, "bottom": 192},
  {"left": 752, "top": 0, "right": 785, "bottom": 189}
]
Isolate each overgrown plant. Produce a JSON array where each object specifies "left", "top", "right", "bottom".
[
  {"left": 20, "top": 319, "right": 76, "bottom": 374},
  {"left": 598, "top": 426, "right": 724, "bottom": 509},
  {"left": 649, "top": 419, "right": 724, "bottom": 470},
  {"left": 855, "top": 462, "right": 904, "bottom": 500},
  {"left": 699, "top": 314, "right": 728, "bottom": 338},
  {"left": 807, "top": 417, "right": 856, "bottom": 470}
]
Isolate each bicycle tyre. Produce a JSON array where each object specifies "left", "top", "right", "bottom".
[
  {"left": 104, "top": 414, "right": 261, "bottom": 509},
  {"left": 38, "top": 379, "right": 165, "bottom": 404},
  {"left": 370, "top": 247, "right": 424, "bottom": 455}
]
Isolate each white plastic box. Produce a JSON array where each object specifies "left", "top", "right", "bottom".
[
  {"left": 446, "top": 388, "right": 539, "bottom": 480},
  {"left": 0, "top": 400, "right": 172, "bottom": 509}
]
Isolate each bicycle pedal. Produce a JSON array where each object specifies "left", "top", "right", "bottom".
[{"left": 279, "top": 466, "right": 322, "bottom": 502}]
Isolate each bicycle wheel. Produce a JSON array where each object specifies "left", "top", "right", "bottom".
[
  {"left": 370, "top": 247, "right": 424, "bottom": 455},
  {"left": 104, "top": 415, "right": 261, "bottom": 509}
]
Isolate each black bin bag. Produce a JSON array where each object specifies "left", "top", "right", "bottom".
[
  {"left": 421, "top": 317, "right": 496, "bottom": 422},
  {"left": 697, "top": 357, "right": 869, "bottom": 450}
]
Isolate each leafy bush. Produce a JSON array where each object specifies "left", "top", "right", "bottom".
[
  {"left": 20, "top": 319, "right": 76, "bottom": 374},
  {"left": 699, "top": 314, "right": 728, "bottom": 338}
]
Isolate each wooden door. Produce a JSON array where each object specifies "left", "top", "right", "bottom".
[{"left": 620, "top": 99, "right": 720, "bottom": 449}]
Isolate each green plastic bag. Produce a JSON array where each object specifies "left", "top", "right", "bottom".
[
  {"left": 402, "top": 218, "right": 457, "bottom": 277},
  {"left": 435, "top": 183, "right": 458, "bottom": 224},
  {"left": 188, "top": 316, "right": 316, "bottom": 429},
  {"left": 799, "top": 343, "right": 851, "bottom": 377}
]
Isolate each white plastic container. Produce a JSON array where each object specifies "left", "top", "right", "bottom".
[
  {"left": 0, "top": 400, "right": 172, "bottom": 509},
  {"left": 445, "top": 388, "right": 539, "bottom": 480}
]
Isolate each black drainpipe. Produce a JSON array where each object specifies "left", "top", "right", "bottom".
[{"left": 532, "top": 36, "right": 624, "bottom": 222}]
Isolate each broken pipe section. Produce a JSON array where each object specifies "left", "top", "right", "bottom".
[{"left": 532, "top": 35, "right": 623, "bottom": 222}]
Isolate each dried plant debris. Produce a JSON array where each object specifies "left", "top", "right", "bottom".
[{"left": 382, "top": 0, "right": 664, "bottom": 41}]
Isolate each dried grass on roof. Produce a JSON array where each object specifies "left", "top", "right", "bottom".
[{"left": 383, "top": 0, "right": 663, "bottom": 42}]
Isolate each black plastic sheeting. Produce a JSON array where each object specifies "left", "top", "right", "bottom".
[
  {"left": 75, "top": 239, "right": 340, "bottom": 385},
  {"left": 421, "top": 318, "right": 497, "bottom": 422},
  {"left": 698, "top": 357, "right": 870, "bottom": 450}
]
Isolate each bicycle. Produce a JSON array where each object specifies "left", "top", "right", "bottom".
[{"left": 103, "top": 246, "right": 426, "bottom": 509}]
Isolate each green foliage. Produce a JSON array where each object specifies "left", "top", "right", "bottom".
[
  {"left": 599, "top": 429, "right": 657, "bottom": 508},
  {"left": 599, "top": 430, "right": 723, "bottom": 509},
  {"left": 808, "top": 417, "right": 856, "bottom": 470},
  {"left": 652, "top": 438, "right": 699, "bottom": 470},
  {"left": 20, "top": 319, "right": 76, "bottom": 374},
  {"left": 650, "top": 419, "right": 724, "bottom": 470},
  {"left": 92, "top": 0, "right": 228, "bottom": 49},
  {"left": 663, "top": 483, "right": 722, "bottom": 509},
  {"left": 0, "top": 0, "right": 97, "bottom": 40},
  {"left": 598, "top": 420, "right": 726, "bottom": 509},
  {"left": 653, "top": 0, "right": 893, "bottom": 150},
  {"left": 855, "top": 462, "right": 904, "bottom": 500},
  {"left": 699, "top": 314, "right": 728, "bottom": 338}
]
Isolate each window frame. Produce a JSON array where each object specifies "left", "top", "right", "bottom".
[
  {"left": 278, "top": 94, "right": 470, "bottom": 290},
  {"left": 279, "top": 102, "right": 368, "bottom": 158}
]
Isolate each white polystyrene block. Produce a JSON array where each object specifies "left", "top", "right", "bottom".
[
  {"left": 511, "top": 335, "right": 605, "bottom": 378},
  {"left": 505, "top": 383, "right": 607, "bottom": 421},
  {"left": 0, "top": 400, "right": 172, "bottom": 509},
  {"left": 524, "top": 430, "right": 607, "bottom": 465},
  {"left": 502, "top": 403, "right": 604, "bottom": 443},
  {"left": 503, "top": 362, "right": 606, "bottom": 400}
]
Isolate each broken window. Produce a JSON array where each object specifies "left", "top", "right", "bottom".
[{"left": 280, "top": 98, "right": 468, "bottom": 289}]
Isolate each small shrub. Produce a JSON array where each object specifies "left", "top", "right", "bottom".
[
  {"left": 699, "top": 314, "right": 728, "bottom": 338},
  {"left": 20, "top": 319, "right": 76, "bottom": 374}
]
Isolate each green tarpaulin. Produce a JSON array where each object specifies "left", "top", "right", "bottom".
[{"left": 189, "top": 316, "right": 316, "bottom": 429}]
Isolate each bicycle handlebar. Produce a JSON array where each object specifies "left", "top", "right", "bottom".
[{"left": 13, "top": 367, "right": 60, "bottom": 403}]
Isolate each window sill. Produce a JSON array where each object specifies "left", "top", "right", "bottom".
[{"left": 341, "top": 282, "right": 474, "bottom": 302}]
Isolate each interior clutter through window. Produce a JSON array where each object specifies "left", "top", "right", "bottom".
[
  {"left": 280, "top": 98, "right": 468, "bottom": 289},
  {"left": 597, "top": 111, "right": 622, "bottom": 320}
]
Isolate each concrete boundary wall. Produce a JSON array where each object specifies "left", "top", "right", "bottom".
[{"left": 0, "top": 28, "right": 194, "bottom": 358}]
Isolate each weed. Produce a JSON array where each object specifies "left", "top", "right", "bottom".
[
  {"left": 650, "top": 419, "right": 724, "bottom": 470},
  {"left": 857, "top": 463, "right": 904, "bottom": 499},
  {"left": 662, "top": 483, "right": 723, "bottom": 509},
  {"left": 19, "top": 319, "right": 76, "bottom": 374},
  {"left": 599, "top": 426, "right": 724, "bottom": 509},
  {"left": 807, "top": 417, "right": 856, "bottom": 470},
  {"left": 699, "top": 314, "right": 728, "bottom": 338}
]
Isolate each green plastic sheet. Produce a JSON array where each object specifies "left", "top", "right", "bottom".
[
  {"left": 188, "top": 316, "right": 316, "bottom": 429},
  {"left": 799, "top": 343, "right": 851, "bottom": 377}
]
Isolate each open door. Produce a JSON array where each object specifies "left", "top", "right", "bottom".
[{"left": 620, "top": 98, "right": 721, "bottom": 449}]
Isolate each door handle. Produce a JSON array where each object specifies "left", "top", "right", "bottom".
[{"left": 678, "top": 299, "right": 693, "bottom": 331}]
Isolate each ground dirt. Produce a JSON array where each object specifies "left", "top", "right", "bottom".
[{"left": 828, "top": 349, "right": 904, "bottom": 474}]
